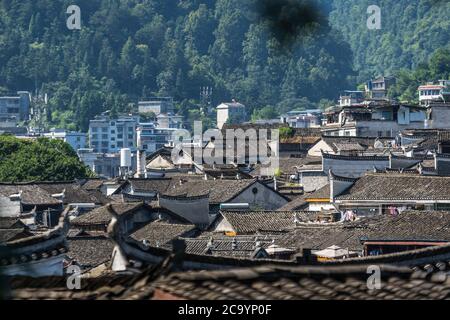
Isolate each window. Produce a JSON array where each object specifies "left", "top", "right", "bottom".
[{"left": 102, "top": 128, "right": 108, "bottom": 133}]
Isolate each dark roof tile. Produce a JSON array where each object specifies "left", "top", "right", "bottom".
[{"left": 337, "top": 173, "right": 450, "bottom": 201}]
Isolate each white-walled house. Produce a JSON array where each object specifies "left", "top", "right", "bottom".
[{"left": 217, "top": 102, "right": 246, "bottom": 129}]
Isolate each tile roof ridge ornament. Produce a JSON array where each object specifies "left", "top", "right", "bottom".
[
  {"left": 207, "top": 236, "right": 214, "bottom": 247},
  {"left": 329, "top": 169, "right": 358, "bottom": 182},
  {"left": 232, "top": 237, "right": 237, "bottom": 250},
  {"left": 294, "top": 213, "right": 301, "bottom": 225},
  {"left": 254, "top": 239, "right": 262, "bottom": 250},
  {"left": 9, "top": 190, "right": 22, "bottom": 201}
]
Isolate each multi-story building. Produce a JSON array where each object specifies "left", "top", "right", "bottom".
[
  {"left": 0, "top": 91, "right": 30, "bottom": 125},
  {"left": 217, "top": 101, "right": 247, "bottom": 129},
  {"left": 418, "top": 80, "right": 450, "bottom": 105},
  {"left": 77, "top": 148, "right": 137, "bottom": 178},
  {"left": 89, "top": 114, "right": 139, "bottom": 153},
  {"left": 156, "top": 113, "right": 183, "bottom": 129},
  {"left": 136, "top": 123, "right": 174, "bottom": 153},
  {"left": 44, "top": 129, "right": 87, "bottom": 151},
  {"left": 138, "top": 97, "right": 174, "bottom": 116},
  {"left": 322, "top": 101, "right": 427, "bottom": 137},
  {"left": 365, "top": 76, "right": 396, "bottom": 99},
  {"left": 280, "top": 109, "right": 322, "bottom": 128},
  {"left": 339, "top": 91, "right": 365, "bottom": 107}
]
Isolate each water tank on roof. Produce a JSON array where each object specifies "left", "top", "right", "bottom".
[{"left": 120, "top": 148, "right": 132, "bottom": 167}]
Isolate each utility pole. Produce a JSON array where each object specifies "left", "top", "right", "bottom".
[
  {"left": 200, "top": 86, "right": 213, "bottom": 115},
  {"left": 30, "top": 90, "right": 48, "bottom": 134}
]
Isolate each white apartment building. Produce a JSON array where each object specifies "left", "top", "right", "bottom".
[
  {"left": 44, "top": 129, "right": 87, "bottom": 151},
  {"left": 136, "top": 123, "right": 175, "bottom": 153},
  {"left": 418, "top": 80, "right": 450, "bottom": 105},
  {"left": 89, "top": 114, "right": 139, "bottom": 153}
]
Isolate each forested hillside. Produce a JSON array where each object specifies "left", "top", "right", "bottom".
[
  {"left": 330, "top": 0, "right": 450, "bottom": 82},
  {"left": 0, "top": 0, "right": 448, "bottom": 131}
]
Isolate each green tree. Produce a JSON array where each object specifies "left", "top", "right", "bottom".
[{"left": 0, "top": 135, "right": 93, "bottom": 182}]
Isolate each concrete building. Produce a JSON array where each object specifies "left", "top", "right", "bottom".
[
  {"left": 78, "top": 148, "right": 137, "bottom": 178},
  {"left": 418, "top": 80, "right": 450, "bottom": 105},
  {"left": 365, "top": 76, "right": 396, "bottom": 99},
  {"left": 156, "top": 113, "right": 183, "bottom": 129},
  {"left": 0, "top": 91, "right": 30, "bottom": 125},
  {"left": 136, "top": 123, "right": 174, "bottom": 154},
  {"left": 217, "top": 101, "right": 246, "bottom": 129},
  {"left": 280, "top": 110, "right": 322, "bottom": 128},
  {"left": 322, "top": 102, "right": 427, "bottom": 137},
  {"left": 89, "top": 114, "right": 139, "bottom": 153},
  {"left": 138, "top": 97, "right": 174, "bottom": 115},
  {"left": 44, "top": 129, "right": 87, "bottom": 151},
  {"left": 339, "top": 91, "right": 365, "bottom": 107}
]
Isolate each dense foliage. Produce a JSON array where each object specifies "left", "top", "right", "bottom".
[
  {"left": 0, "top": 135, "right": 93, "bottom": 181},
  {"left": 389, "top": 48, "right": 450, "bottom": 102},
  {"left": 330, "top": 0, "right": 450, "bottom": 83},
  {"left": 0, "top": 0, "right": 448, "bottom": 129}
]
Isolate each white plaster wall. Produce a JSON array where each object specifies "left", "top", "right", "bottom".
[
  {"left": 323, "top": 158, "right": 389, "bottom": 178},
  {"left": 230, "top": 183, "right": 288, "bottom": 210},
  {"left": 0, "top": 196, "right": 21, "bottom": 217}
]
